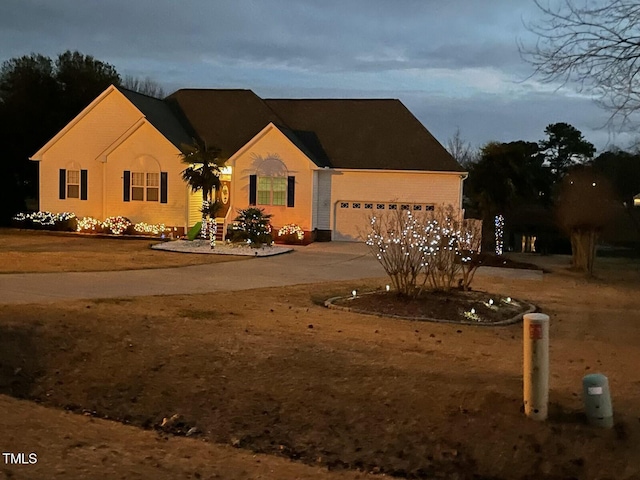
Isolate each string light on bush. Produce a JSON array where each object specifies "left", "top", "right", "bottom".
[{"left": 494, "top": 214, "right": 504, "bottom": 256}]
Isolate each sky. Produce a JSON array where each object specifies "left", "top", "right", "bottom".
[{"left": 0, "top": 0, "right": 633, "bottom": 152}]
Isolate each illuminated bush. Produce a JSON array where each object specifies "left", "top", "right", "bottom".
[
  {"left": 13, "top": 211, "right": 77, "bottom": 231},
  {"left": 226, "top": 207, "right": 272, "bottom": 246},
  {"left": 102, "top": 216, "right": 131, "bottom": 235},
  {"left": 277, "top": 223, "right": 305, "bottom": 243},
  {"left": 76, "top": 216, "right": 103, "bottom": 233},
  {"left": 366, "top": 204, "right": 481, "bottom": 297}
]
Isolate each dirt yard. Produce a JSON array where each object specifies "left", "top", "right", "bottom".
[
  {"left": 0, "top": 229, "right": 246, "bottom": 273},
  {"left": 1, "top": 254, "right": 640, "bottom": 479}
]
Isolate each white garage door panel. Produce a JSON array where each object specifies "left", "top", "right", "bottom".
[{"left": 333, "top": 201, "right": 436, "bottom": 242}]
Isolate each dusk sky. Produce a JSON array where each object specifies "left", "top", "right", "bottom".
[{"left": 1, "top": 0, "right": 631, "bottom": 151}]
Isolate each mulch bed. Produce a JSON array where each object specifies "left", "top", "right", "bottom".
[{"left": 331, "top": 289, "right": 533, "bottom": 324}]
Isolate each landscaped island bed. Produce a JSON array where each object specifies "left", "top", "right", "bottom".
[{"left": 1, "top": 260, "right": 639, "bottom": 479}]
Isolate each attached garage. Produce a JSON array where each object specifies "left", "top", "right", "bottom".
[{"left": 333, "top": 201, "right": 438, "bottom": 241}]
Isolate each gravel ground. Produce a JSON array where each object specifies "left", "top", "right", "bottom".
[{"left": 151, "top": 239, "right": 293, "bottom": 256}]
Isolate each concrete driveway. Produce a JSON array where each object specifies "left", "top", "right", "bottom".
[{"left": 0, "top": 242, "right": 542, "bottom": 304}]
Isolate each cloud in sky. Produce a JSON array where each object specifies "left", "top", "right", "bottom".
[{"left": 0, "top": 0, "right": 629, "bottom": 150}]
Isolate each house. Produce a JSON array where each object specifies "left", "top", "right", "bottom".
[{"left": 30, "top": 85, "right": 466, "bottom": 241}]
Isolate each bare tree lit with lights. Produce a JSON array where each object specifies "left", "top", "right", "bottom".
[{"left": 365, "top": 204, "right": 482, "bottom": 297}]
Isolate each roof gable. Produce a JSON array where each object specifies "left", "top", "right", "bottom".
[
  {"left": 116, "top": 87, "right": 191, "bottom": 149},
  {"left": 165, "top": 89, "right": 284, "bottom": 159}
]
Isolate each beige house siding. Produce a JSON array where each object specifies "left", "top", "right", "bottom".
[
  {"left": 104, "top": 122, "right": 187, "bottom": 227},
  {"left": 37, "top": 87, "right": 143, "bottom": 218},
  {"left": 230, "top": 124, "right": 315, "bottom": 232},
  {"left": 330, "top": 170, "right": 464, "bottom": 241}
]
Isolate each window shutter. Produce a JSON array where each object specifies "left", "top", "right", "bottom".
[
  {"left": 123, "top": 171, "right": 131, "bottom": 202},
  {"left": 80, "top": 170, "right": 88, "bottom": 200},
  {"left": 160, "top": 172, "right": 168, "bottom": 204},
  {"left": 59, "top": 169, "right": 66, "bottom": 199},
  {"left": 249, "top": 175, "right": 257, "bottom": 205},
  {"left": 287, "top": 176, "right": 295, "bottom": 207}
]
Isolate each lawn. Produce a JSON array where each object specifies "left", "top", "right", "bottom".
[
  {"left": 0, "top": 228, "right": 246, "bottom": 273},
  {"left": 1, "top": 257, "right": 640, "bottom": 479}
]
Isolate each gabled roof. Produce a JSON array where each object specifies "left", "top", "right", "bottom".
[
  {"left": 165, "top": 89, "right": 285, "bottom": 158},
  {"left": 165, "top": 89, "right": 462, "bottom": 172},
  {"left": 264, "top": 99, "right": 463, "bottom": 172},
  {"left": 116, "top": 87, "right": 191, "bottom": 149}
]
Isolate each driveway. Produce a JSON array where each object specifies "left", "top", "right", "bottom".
[{"left": 0, "top": 242, "right": 542, "bottom": 304}]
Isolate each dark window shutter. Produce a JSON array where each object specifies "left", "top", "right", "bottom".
[
  {"left": 160, "top": 172, "right": 168, "bottom": 204},
  {"left": 249, "top": 175, "right": 257, "bottom": 205},
  {"left": 59, "top": 169, "right": 66, "bottom": 199},
  {"left": 287, "top": 176, "right": 295, "bottom": 207},
  {"left": 123, "top": 170, "right": 131, "bottom": 202},
  {"left": 80, "top": 169, "right": 88, "bottom": 200}
]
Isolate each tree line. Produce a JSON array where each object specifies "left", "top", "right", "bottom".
[
  {"left": 0, "top": 51, "right": 164, "bottom": 225},
  {"left": 451, "top": 123, "right": 640, "bottom": 274}
]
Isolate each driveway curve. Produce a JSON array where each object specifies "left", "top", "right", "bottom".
[{"left": 0, "top": 242, "right": 542, "bottom": 304}]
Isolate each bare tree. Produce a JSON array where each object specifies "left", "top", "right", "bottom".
[
  {"left": 556, "top": 166, "right": 619, "bottom": 275},
  {"left": 521, "top": 0, "right": 640, "bottom": 126},
  {"left": 122, "top": 75, "right": 165, "bottom": 98},
  {"left": 446, "top": 127, "right": 477, "bottom": 167}
]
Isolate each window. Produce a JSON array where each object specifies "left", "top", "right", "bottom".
[
  {"left": 425, "top": 204, "right": 435, "bottom": 211},
  {"left": 376, "top": 204, "right": 385, "bottom": 210},
  {"left": 340, "top": 202, "right": 349, "bottom": 208},
  {"left": 59, "top": 168, "right": 87, "bottom": 200},
  {"left": 401, "top": 204, "right": 410, "bottom": 210},
  {"left": 131, "top": 172, "right": 159, "bottom": 202},
  {"left": 352, "top": 203, "right": 361, "bottom": 209},
  {"left": 66, "top": 170, "right": 80, "bottom": 198},
  {"left": 413, "top": 204, "right": 422, "bottom": 211},
  {"left": 257, "top": 176, "right": 286, "bottom": 206},
  {"left": 389, "top": 204, "right": 398, "bottom": 210},
  {"left": 364, "top": 203, "right": 373, "bottom": 209}
]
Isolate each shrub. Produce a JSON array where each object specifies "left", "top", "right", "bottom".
[
  {"left": 102, "top": 216, "right": 131, "bottom": 235},
  {"left": 12, "top": 211, "right": 77, "bottom": 231},
  {"left": 76, "top": 216, "right": 103, "bottom": 233},
  {"left": 227, "top": 207, "right": 272, "bottom": 246},
  {"left": 366, "top": 204, "right": 482, "bottom": 297},
  {"left": 133, "top": 222, "right": 170, "bottom": 236},
  {"left": 277, "top": 224, "right": 305, "bottom": 244}
]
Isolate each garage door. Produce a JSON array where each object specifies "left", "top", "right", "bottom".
[{"left": 333, "top": 201, "right": 434, "bottom": 241}]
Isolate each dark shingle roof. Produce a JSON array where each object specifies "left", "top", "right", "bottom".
[
  {"left": 116, "top": 87, "right": 192, "bottom": 149},
  {"left": 161, "top": 88, "right": 463, "bottom": 172},
  {"left": 165, "top": 89, "right": 284, "bottom": 158},
  {"left": 264, "top": 98, "right": 463, "bottom": 171}
]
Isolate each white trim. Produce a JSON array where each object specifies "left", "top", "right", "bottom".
[
  {"left": 30, "top": 84, "right": 119, "bottom": 161},
  {"left": 228, "top": 122, "right": 316, "bottom": 168},
  {"left": 95, "top": 117, "right": 146, "bottom": 162},
  {"left": 330, "top": 168, "right": 468, "bottom": 176}
]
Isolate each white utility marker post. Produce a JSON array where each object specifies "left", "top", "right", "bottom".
[{"left": 523, "top": 313, "right": 550, "bottom": 421}]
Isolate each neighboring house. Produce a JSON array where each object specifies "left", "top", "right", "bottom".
[
  {"left": 634, "top": 193, "right": 640, "bottom": 207},
  {"left": 30, "top": 85, "right": 466, "bottom": 241}
]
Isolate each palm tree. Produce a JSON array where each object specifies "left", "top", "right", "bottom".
[{"left": 180, "top": 141, "right": 226, "bottom": 240}]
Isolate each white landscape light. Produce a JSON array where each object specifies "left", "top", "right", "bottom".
[
  {"left": 352, "top": 289, "right": 357, "bottom": 297},
  {"left": 488, "top": 299, "right": 494, "bottom": 305},
  {"left": 386, "top": 284, "right": 390, "bottom": 291}
]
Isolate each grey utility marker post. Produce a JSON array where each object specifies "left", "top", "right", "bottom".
[
  {"left": 523, "top": 313, "right": 550, "bottom": 421},
  {"left": 583, "top": 373, "right": 614, "bottom": 428}
]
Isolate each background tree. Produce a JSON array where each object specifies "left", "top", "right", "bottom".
[
  {"left": 122, "top": 75, "right": 166, "bottom": 98},
  {"left": 465, "top": 141, "right": 549, "bottom": 252},
  {"left": 556, "top": 166, "right": 620, "bottom": 274},
  {"left": 180, "top": 141, "right": 226, "bottom": 239},
  {"left": 591, "top": 148, "right": 640, "bottom": 210},
  {"left": 446, "top": 127, "right": 478, "bottom": 168},
  {"left": 521, "top": 0, "right": 640, "bottom": 125},
  {"left": 0, "top": 51, "right": 120, "bottom": 224},
  {"left": 539, "top": 122, "right": 595, "bottom": 181}
]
